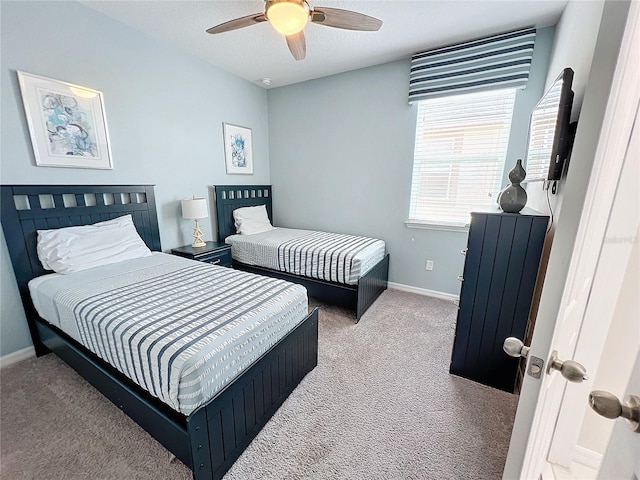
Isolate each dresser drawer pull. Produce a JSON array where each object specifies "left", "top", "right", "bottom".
[
  {"left": 461, "top": 249, "right": 468, "bottom": 256},
  {"left": 457, "top": 275, "right": 464, "bottom": 282},
  {"left": 453, "top": 299, "right": 460, "bottom": 306},
  {"left": 207, "top": 258, "right": 221, "bottom": 265}
]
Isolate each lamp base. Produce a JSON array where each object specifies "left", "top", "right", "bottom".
[{"left": 191, "top": 219, "right": 206, "bottom": 248}]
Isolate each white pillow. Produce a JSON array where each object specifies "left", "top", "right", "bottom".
[
  {"left": 37, "top": 214, "right": 152, "bottom": 274},
  {"left": 233, "top": 205, "right": 275, "bottom": 235}
]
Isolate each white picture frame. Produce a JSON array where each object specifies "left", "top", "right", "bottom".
[
  {"left": 17, "top": 71, "right": 113, "bottom": 169},
  {"left": 223, "top": 123, "right": 253, "bottom": 175}
]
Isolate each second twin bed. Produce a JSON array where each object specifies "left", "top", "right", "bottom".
[{"left": 214, "top": 185, "right": 389, "bottom": 321}]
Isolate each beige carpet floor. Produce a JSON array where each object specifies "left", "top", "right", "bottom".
[{"left": 0, "top": 290, "right": 518, "bottom": 479}]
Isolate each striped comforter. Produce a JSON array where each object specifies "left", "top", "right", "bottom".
[
  {"left": 226, "top": 228, "right": 386, "bottom": 285},
  {"left": 29, "top": 254, "right": 308, "bottom": 415}
]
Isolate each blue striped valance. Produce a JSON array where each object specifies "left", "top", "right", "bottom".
[{"left": 409, "top": 27, "right": 536, "bottom": 103}]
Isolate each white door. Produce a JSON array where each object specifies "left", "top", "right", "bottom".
[
  {"left": 546, "top": 97, "right": 640, "bottom": 469},
  {"left": 503, "top": 2, "right": 640, "bottom": 478}
]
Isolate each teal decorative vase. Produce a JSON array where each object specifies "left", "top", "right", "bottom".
[{"left": 498, "top": 159, "right": 527, "bottom": 213}]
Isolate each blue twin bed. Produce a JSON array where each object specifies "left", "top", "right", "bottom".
[
  {"left": 214, "top": 185, "right": 389, "bottom": 321},
  {"left": 1, "top": 184, "right": 318, "bottom": 480}
]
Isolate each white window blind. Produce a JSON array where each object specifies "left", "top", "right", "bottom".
[{"left": 408, "top": 88, "right": 516, "bottom": 227}]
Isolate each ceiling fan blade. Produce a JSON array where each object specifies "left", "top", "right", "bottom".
[
  {"left": 206, "top": 13, "right": 267, "bottom": 34},
  {"left": 286, "top": 31, "right": 306, "bottom": 61},
  {"left": 311, "top": 7, "right": 382, "bottom": 31}
]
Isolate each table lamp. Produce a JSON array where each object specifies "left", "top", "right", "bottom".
[{"left": 181, "top": 197, "right": 208, "bottom": 248}]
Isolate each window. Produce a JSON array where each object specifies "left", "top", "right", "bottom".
[{"left": 408, "top": 88, "right": 517, "bottom": 228}]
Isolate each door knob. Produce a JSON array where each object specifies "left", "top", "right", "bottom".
[
  {"left": 547, "top": 350, "right": 588, "bottom": 382},
  {"left": 503, "top": 337, "right": 530, "bottom": 359},
  {"left": 503, "top": 337, "right": 545, "bottom": 379},
  {"left": 589, "top": 390, "right": 640, "bottom": 433}
]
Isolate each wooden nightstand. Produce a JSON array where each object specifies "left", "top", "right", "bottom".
[{"left": 171, "top": 241, "right": 232, "bottom": 267}]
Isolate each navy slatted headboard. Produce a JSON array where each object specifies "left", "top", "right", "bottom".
[
  {"left": 214, "top": 185, "right": 272, "bottom": 242},
  {"left": 1, "top": 184, "right": 161, "bottom": 354}
]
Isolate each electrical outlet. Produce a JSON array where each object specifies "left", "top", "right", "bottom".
[{"left": 426, "top": 260, "right": 434, "bottom": 271}]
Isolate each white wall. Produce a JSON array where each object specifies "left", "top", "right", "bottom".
[{"left": 0, "top": 1, "right": 270, "bottom": 357}]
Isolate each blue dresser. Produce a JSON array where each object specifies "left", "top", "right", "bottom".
[{"left": 450, "top": 208, "right": 549, "bottom": 392}]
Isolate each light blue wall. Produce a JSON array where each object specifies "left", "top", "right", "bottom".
[
  {"left": 0, "top": 1, "right": 270, "bottom": 356},
  {"left": 267, "top": 27, "right": 555, "bottom": 295}
]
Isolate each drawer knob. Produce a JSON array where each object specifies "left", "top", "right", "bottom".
[
  {"left": 457, "top": 275, "right": 464, "bottom": 282},
  {"left": 461, "top": 249, "right": 468, "bottom": 256}
]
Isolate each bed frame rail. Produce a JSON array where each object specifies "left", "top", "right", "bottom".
[
  {"left": 188, "top": 308, "right": 318, "bottom": 479},
  {"left": 357, "top": 253, "right": 390, "bottom": 319},
  {"left": 34, "top": 307, "right": 318, "bottom": 480},
  {"left": 233, "top": 255, "right": 389, "bottom": 322},
  {"left": 36, "top": 319, "right": 192, "bottom": 465}
]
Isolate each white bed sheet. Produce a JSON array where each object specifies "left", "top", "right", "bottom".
[{"left": 29, "top": 253, "right": 173, "bottom": 335}]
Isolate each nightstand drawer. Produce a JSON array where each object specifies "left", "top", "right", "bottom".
[
  {"left": 196, "top": 249, "right": 232, "bottom": 267},
  {"left": 171, "top": 241, "right": 233, "bottom": 268}
]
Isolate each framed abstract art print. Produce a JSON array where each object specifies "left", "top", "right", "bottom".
[
  {"left": 17, "top": 71, "right": 113, "bottom": 169},
  {"left": 222, "top": 122, "right": 253, "bottom": 175}
]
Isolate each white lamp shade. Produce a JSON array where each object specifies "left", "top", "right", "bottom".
[{"left": 181, "top": 198, "right": 208, "bottom": 219}]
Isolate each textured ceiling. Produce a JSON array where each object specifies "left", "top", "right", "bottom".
[{"left": 80, "top": 0, "right": 568, "bottom": 89}]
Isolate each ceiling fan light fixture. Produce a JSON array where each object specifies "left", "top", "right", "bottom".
[{"left": 267, "top": 1, "right": 309, "bottom": 36}]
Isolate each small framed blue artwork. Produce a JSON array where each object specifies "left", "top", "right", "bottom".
[
  {"left": 223, "top": 122, "right": 253, "bottom": 175},
  {"left": 17, "top": 71, "right": 113, "bottom": 169}
]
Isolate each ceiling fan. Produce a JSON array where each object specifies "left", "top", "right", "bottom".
[{"left": 206, "top": 0, "right": 383, "bottom": 61}]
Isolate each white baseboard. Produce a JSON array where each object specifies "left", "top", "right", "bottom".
[
  {"left": 573, "top": 445, "right": 602, "bottom": 470},
  {"left": 0, "top": 346, "right": 35, "bottom": 369},
  {"left": 388, "top": 282, "right": 459, "bottom": 302}
]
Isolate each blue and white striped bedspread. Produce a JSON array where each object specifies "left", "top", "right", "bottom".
[
  {"left": 226, "top": 228, "right": 386, "bottom": 285},
  {"left": 35, "top": 255, "right": 308, "bottom": 415},
  {"left": 277, "top": 231, "right": 382, "bottom": 284}
]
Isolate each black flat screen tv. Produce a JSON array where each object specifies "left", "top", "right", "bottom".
[{"left": 524, "top": 67, "right": 575, "bottom": 185}]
